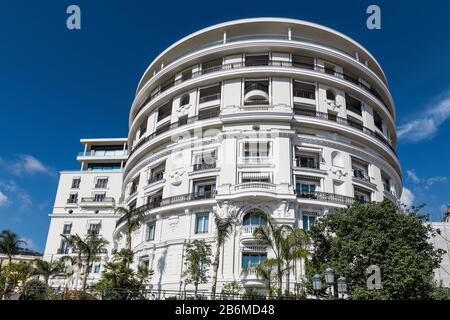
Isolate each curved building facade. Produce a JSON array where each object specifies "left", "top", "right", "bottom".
[{"left": 113, "top": 18, "right": 402, "bottom": 292}]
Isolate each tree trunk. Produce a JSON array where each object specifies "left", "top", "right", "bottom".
[
  {"left": 277, "top": 263, "right": 283, "bottom": 297},
  {"left": 82, "top": 261, "right": 90, "bottom": 292},
  {"left": 127, "top": 232, "right": 132, "bottom": 250},
  {"left": 8, "top": 255, "right": 12, "bottom": 264},
  {"left": 286, "top": 267, "right": 290, "bottom": 295},
  {"left": 210, "top": 242, "right": 221, "bottom": 299}
]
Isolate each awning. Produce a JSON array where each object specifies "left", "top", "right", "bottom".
[
  {"left": 241, "top": 172, "right": 271, "bottom": 180},
  {"left": 297, "top": 175, "right": 322, "bottom": 181}
]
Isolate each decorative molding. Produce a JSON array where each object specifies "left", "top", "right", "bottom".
[{"left": 168, "top": 168, "right": 185, "bottom": 186}]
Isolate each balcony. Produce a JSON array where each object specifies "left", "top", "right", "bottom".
[
  {"left": 79, "top": 197, "right": 115, "bottom": 207},
  {"left": 148, "top": 172, "right": 165, "bottom": 185},
  {"left": 222, "top": 104, "right": 292, "bottom": 116},
  {"left": 77, "top": 150, "right": 128, "bottom": 157},
  {"left": 244, "top": 83, "right": 269, "bottom": 103},
  {"left": 296, "top": 190, "right": 354, "bottom": 206},
  {"left": 135, "top": 59, "right": 389, "bottom": 120},
  {"left": 130, "top": 111, "right": 220, "bottom": 156},
  {"left": 115, "top": 191, "right": 217, "bottom": 227},
  {"left": 193, "top": 162, "right": 217, "bottom": 172},
  {"left": 234, "top": 182, "right": 276, "bottom": 191},
  {"left": 293, "top": 110, "right": 396, "bottom": 155}
]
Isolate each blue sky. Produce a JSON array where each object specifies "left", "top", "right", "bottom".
[{"left": 0, "top": 0, "right": 449, "bottom": 252}]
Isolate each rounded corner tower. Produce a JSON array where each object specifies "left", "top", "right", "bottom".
[{"left": 113, "top": 17, "right": 402, "bottom": 293}]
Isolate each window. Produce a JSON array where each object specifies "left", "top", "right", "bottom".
[
  {"left": 242, "top": 253, "right": 267, "bottom": 268},
  {"left": 71, "top": 178, "right": 80, "bottom": 189},
  {"left": 195, "top": 213, "right": 209, "bottom": 234},
  {"left": 88, "top": 223, "right": 101, "bottom": 235},
  {"left": 346, "top": 94, "right": 362, "bottom": 116},
  {"left": 302, "top": 215, "right": 317, "bottom": 231},
  {"left": 94, "top": 264, "right": 101, "bottom": 273},
  {"left": 193, "top": 150, "right": 216, "bottom": 171},
  {"left": 296, "top": 183, "right": 317, "bottom": 195},
  {"left": 293, "top": 81, "right": 315, "bottom": 100},
  {"left": 63, "top": 223, "right": 72, "bottom": 235},
  {"left": 243, "top": 210, "right": 266, "bottom": 226},
  {"left": 373, "top": 110, "right": 384, "bottom": 132},
  {"left": 326, "top": 90, "right": 336, "bottom": 101},
  {"left": 146, "top": 222, "right": 156, "bottom": 241},
  {"left": 58, "top": 240, "right": 69, "bottom": 254},
  {"left": 95, "top": 178, "right": 108, "bottom": 189},
  {"left": 147, "top": 193, "right": 162, "bottom": 208},
  {"left": 352, "top": 158, "right": 369, "bottom": 182},
  {"left": 198, "top": 105, "right": 220, "bottom": 120},
  {"left": 354, "top": 187, "right": 371, "bottom": 203},
  {"left": 199, "top": 84, "right": 221, "bottom": 104},
  {"left": 68, "top": 193, "right": 78, "bottom": 204},
  {"left": 87, "top": 163, "right": 121, "bottom": 171},
  {"left": 139, "top": 257, "right": 150, "bottom": 270},
  {"left": 130, "top": 177, "right": 139, "bottom": 195},
  {"left": 88, "top": 264, "right": 93, "bottom": 273},
  {"left": 178, "top": 115, "right": 188, "bottom": 126},
  {"left": 201, "top": 58, "right": 223, "bottom": 73},
  {"left": 181, "top": 68, "right": 192, "bottom": 81},
  {"left": 139, "top": 120, "right": 147, "bottom": 137},
  {"left": 328, "top": 111, "right": 338, "bottom": 122},
  {"left": 193, "top": 179, "right": 216, "bottom": 194},
  {"left": 94, "top": 193, "right": 106, "bottom": 202},
  {"left": 180, "top": 94, "right": 190, "bottom": 106},
  {"left": 244, "top": 79, "right": 269, "bottom": 105},
  {"left": 298, "top": 155, "right": 319, "bottom": 169},
  {"left": 243, "top": 141, "right": 271, "bottom": 158},
  {"left": 294, "top": 103, "right": 316, "bottom": 116},
  {"left": 347, "top": 116, "right": 364, "bottom": 131},
  {"left": 292, "top": 55, "right": 314, "bottom": 69},
  {"left": 157, "top": 101, "right": 172, "bottom": 122},
  {"left": 245, "top": 53, "right": 269, "bottom": 66}
]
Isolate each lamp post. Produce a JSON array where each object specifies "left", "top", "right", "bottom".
[
  {"left": 311, "top": 268, "right": 347, "bottom": 300},
  {"left": 337, "top": 276, "right": 347, "bottom": 299},
  {"left": 324, "top": 268, "right": 335, "bottom": 299},
  {"left": 312, "top": 273, "right": 322, "bottom": 299}
]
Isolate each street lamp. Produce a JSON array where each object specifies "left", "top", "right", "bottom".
[
  {"left": 312, "top": 273, "right": 322, "bottom": 298},
  {"left": 337, "top": 276, "right": 347, "bottom": 299},
  {"left": 324, "top": 268, "right": 335, "bottom": 299}
]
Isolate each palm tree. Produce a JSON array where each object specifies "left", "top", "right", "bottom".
[
  {"left": 281, "top": 227, "right": 310, "bottom": 294},
  {"left": 113, "top": 248, "right": 134, "bottom": 266},
  {"left": 32, "top": 259, "right": 64, "bottom": 285},
  {"left": 0, "top": 230, "right": 26, "bottom": 264},
  {"left": 62, "top": 233, "right": 109, "bottom": 292},
  {"left": 253, "top": 217, "right": 293, "bottom": 296},
  {"left": 256, "top": 259, "right": 277, "bottom": 298},
  {"left": 61, "top": 234, "right": 85, "bottom": 289},
  {"left": 114, "top": 206, "right": 145, "bottom": 250},
  {"left": 211, "top": 210, "right": 237, "bottom": 299}
]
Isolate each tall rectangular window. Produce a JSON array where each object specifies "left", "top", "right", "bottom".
[
  {"left": 243, "top": 141, "right": 271, "bottom": 158},
  {"left": 302, "top": 215, "right": 316, "bottom": 231},
  {"left": 95, "top": 178, "right": 108, "bottom": 189},
  {"left": 71, "top": 178, "right": 80, "bottom": 189},
  {"left": 195, "top": 213, "right": 209, "bottom": 234},
  {"left": 146, "top": 222, "right": 156, "bottom": 241},
  {"left": 94, "top": 193, "right": 106, "bottom": 202},
  {"left": 241, "top": 253, "right": 267, "bottom": 268},
  {"left": 68, "top": 193, "right": 78, "bottom": 204},
  {"left": 63, "top": 223, "right": 72, "bottom": 235},
  {"left": 88, "top": 223, "right": 101, "bottom": 235}
]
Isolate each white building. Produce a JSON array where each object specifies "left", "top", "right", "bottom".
[
  {"left": 44, "top": 138, "right": 127, "bottom": 288},
  {"left": 44, "top": 18, "right": 402, "bottom": 293},
  {"left": 430, "top": 206, "right": 450, "bottom": 288}
]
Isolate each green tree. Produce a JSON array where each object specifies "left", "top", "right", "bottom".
[
  {"left": 114, "top": 206, "right": 145, "bottom": 250},
  {"left": 0, "top": 230, "right": 26, "bottom": 264},
  {"left": 2, "top": 262, "right": 33, "bottom": 298},
  {"left": 256, "top": 259, "right": 277, "bottom": 298},
  {"left": 211, "top": 210, "right": 237, "bottom": 299},
  {"left": 305, "top": 200, "right": 444, "bottom": 299},
  {"left": 94, "top": 249, "right": 154, "bottom": 300},
  {"left": 32, "top": 259, "right": 64, "bottom": 285},
  {"left": 182, "top": 240, "right": 212, "bottom": 298}
]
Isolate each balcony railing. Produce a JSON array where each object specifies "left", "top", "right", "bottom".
[
  {"left": 148, "top": 172, "right": 165, "bottom": 184},
  {"left": 199, "top": 93, "right": 221, "bottom": 104},
  {"left": 130, "top": 110, "right": 220, "bottom": 156},
  {"left": 115, "top": 191, "right": 217, "bottom": 227},
  {"left": 193, "top": 162, "right": 216, "bottom": 172},
  {"left": 233, "top": 182, "right": 276, "bottom": 191},
  {"left": 77, "top": 150, "right": 128, "bottom": 157},
  {"left": 293, "top": 89, "right": 315, "bottom": 100},
  {"left": 81, "top": 197, "right": 115, "bottom": 203},
  {"left": 295, "top": 159, "right": 320, "bottom": 169},
  {"left": 135, "top": 59, "right": 389, "bottom": 119},
  {"left": 293, "top": 110, "right": 396, "bottom": 155},
  {"left": 296, "top": 190, "right": 354, "bottom": 206},
  {"left": 353, "top": 170, "right": 371, "bottom": 182}
]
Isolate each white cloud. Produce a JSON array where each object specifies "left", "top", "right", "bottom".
[
  {"left": 0, "top": 180, "right": 32, "bottom": 209},
  {"left": 426, "top": 176, "right": 447, "bottom": 186},
  {"left": 398, "top": 90, "right": 450, "bottom": 142},
  {"left": 0, "top": 191, "right": 8, "bottom": 206},
  {"left": 1, "top": 154, "right": 53, "bottom": 176},
  {"left": 407, "top": 170, "right": 421, "bottom": 184},
  {"left": 400, "top": 187, "right": 415, "bottom": 209}
]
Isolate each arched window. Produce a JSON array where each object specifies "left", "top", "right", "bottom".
[
  {"left": 180, "top": 94, "right": 190, "bottom": 106},
  {"left": 331, "top": 151, "right": 345, "bottom": 167},
  {"left": 243, "top": 210, "right": 267, "bottom": 226},
  {"left": 326, "top": 90, "right": 336, "bottom": 101}
]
